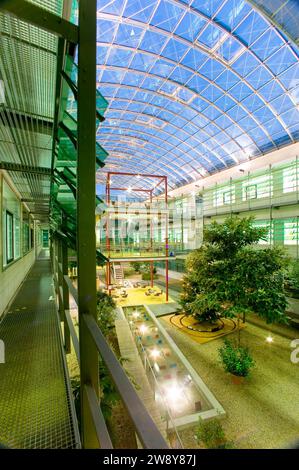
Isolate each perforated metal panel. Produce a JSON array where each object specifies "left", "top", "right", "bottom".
[{"left": 0, "top": 260, "right": 79, "bottom": 449}]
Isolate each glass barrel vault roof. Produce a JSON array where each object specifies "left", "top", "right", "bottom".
[{"left": 94, "top": 0, "right": 299, "bottom": 192}]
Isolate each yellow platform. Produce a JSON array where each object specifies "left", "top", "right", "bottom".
[
  {"left": 112, "top": 286, "right": 173, "bottom": 307},
  {"left": 161, "top": 314, "right": 246, "bottom": 344}
]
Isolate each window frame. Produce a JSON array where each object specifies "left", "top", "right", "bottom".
[
  {"left": 6, "top": 210, "right": 14, "bottom": 264},
  {"left": 223, "top": 190, "right": 233, "bottom": 205},
  {"left": 245, "top": 184, "right": 257, "bottom": 200}
]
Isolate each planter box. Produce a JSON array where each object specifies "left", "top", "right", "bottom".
[{"left": 231, "top": 374, "right": 245, "bottom": 385}]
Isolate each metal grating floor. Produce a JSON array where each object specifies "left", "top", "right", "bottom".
[{"left": 0, "top": 258, "right": 79, "bottom": 448}]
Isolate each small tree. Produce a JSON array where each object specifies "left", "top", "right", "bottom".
[{"left": 180, "top": 217, "right": 289, "bottom": 328}]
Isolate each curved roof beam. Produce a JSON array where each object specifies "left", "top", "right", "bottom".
[
  {"left": 96, "top": 0, "right": 299, "bottom": 181},
  {"left": 99, "top": 103, "right": 244, "bottom": 168},
  {"left": 98, "top": 64, "right": 281, "bottom": 149},
  {"left": 98, "top": 81, "right": 260, "bottom": 153},
  {"left": 101, "top": 143, "right": 196, "bottom": 184},
  {"left": 101, "top": 152, "right": 192, "bottom": 190},
  {"left": 100, "top": 133, "right": 210, "bottom": 179},
  {"left": 99, "top": 115, "right": 244, "bottom": 172},
  {"left": 99, "top": 121, "right": 230, "bottom": 170},
  {"left": 97, "top": 9, "right": 298, "bottom": 124}
]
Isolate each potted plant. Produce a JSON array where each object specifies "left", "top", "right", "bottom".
[
  {"left": 219, "top": 339, "right": 255, "bottom": 384},
  {"left": 195, "top": 417, "right": 233, "bottom": 448}
]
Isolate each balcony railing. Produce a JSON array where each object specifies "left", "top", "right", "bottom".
[{"left": 54, "top": 252, "right": 168, "bottom": 449}]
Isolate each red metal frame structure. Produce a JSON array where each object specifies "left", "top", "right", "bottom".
[{"left": 105, "top": 171, "right": 169, "bottom": 302}]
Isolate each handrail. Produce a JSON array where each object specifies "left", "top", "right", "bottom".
[
  {"left": 84, "top": 384, "right": 113, "bottom": 449},
  {"left": 64, "top": 275, "right": 78, "bottom": 305},
  {"left": 83, "top": 312, "right": 168, "bottom": 449},
  {"left": 65, "top": 309, "right": 80, "bottom": 363},
  {"left": 56, "top": 271, "right": 168, "bottom": 448}
]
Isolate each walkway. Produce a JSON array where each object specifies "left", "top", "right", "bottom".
[{"left": 0, "top": 256, "right": 79, "bottom": 448}]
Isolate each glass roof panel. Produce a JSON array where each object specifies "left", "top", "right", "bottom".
[
  {"left": 234, "top": 10, "right": 269, "bottom": 45},
  {"left": 96, "top": 0, "right": 299, "bottom": 190},
  {"left": 161, "top": 38, "right": 189, "bottom": 62},
  {"left": 123, "top": 0, "right": 157, "bottom": 23},
  {"left": 150, "top": 1, "right": 185, "bottom": 32},
  {"left": 197, "top": 23, "right": 226, "bottom": 48},
  {"left": 215, "top": 0, "right": 251, "bottom": 30},
  {"left": 192, "top": 0, "right": 224, "bottom": 17},
  {"left": 175, "top": 11, "right": 206, "bottom": 42},
  {"left": 216, "top": 36, "right": 244, "bottom": 61}
]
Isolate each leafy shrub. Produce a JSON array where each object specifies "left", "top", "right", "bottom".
[
  {"left": 96, "top": 290, "right": 116, "bottom": 338},
  {"left": 219, "top": 339, "right": 255, "bottom": 377},
  {"left": 195, "top": 418, "right": 232, "bottom": 449},
  {"left": 131, "top": 261, "right": 141, "bottom": 273}
]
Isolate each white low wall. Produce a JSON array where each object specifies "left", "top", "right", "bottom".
[
  {"left": 157, "top": 267, "right": 183, "bottom": 280},
  {"left": 144, "top": 305, "right": 226, "bottom": 427},
  {"left": 0, "top": 249, "right": 35, "bottom": 318}
]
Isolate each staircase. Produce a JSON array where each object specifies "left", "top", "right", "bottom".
[{"left": 113, "top": 263, "right": 124, "bottom": 286}]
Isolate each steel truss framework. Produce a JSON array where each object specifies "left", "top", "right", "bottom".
[
  {"left": 93, "top": 0, "right": 299, "bottom": 193},
  {"left": 104, "top": 171, "right": 169, "bottom": 301}
]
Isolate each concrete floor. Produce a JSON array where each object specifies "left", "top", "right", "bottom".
[{"left": 161, "top": 317, "right": 299, "bottom": 449}]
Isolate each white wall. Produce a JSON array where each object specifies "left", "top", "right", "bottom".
[
  {"left": 169, "top": 142, "right": 299, "bottom": 197},
  {"left": 157, "top": 267, "right": 183, "bottom": 280},
  {"left": 0, "top": 249, "right": 35, "bottom": 317},
  {"left": 0, "top": 171, "right": 39, "bottom": 318}
]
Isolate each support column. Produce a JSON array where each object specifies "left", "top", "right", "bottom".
[
  {"left": 62, "top": 239, "right": 71, "bottom": 354},
  {"left": 106, "top": 261, "right": 112, "bottom": 295},
  {"left": 57, "top": 237, "right": 64, "bottom": 321},
  {"left": 106, "top": 174, "right": 111, "bottom": 295},
  {"left": 77, "top": 0, "right": 99, "bottom": 449},
  {"left": 165, "top": 260, "right": 169, "bottom": 303},
  {"left": 150, "top": 261, "right": 154, "bottom": 288},
  {"left": 165, "top": 177, "right": 169, "bottom": 302},
  {"left": 53, "top": 238, "right": 59, "bottom": 298}
]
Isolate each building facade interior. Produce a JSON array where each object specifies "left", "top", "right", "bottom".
[{"left": 0, "top": 0, "right": 299, "bottom": 450}]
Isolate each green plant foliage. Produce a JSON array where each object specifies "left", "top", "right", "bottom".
[
  {"left": 96, "top": 290, "right": 116, "bottom": 338},
  {"left": 98, "top": 359, "right": 121, "bottom": 419},
  {"left": 71, "top": 376, "right": 81, "bottom": 428},
  {"left": 195, "top": 417, "right": 232, "bottom": 448},
  {"left": 219, "top": 339, "right": 255, "bottom": 377},
  {"left": 131, "top": 261, "right": 141, "bottom": 273},
  {"left": 285, "top": 260, "right": 299, "bottom": 297},
  {"left": 72, "top": 290, "right": 121, "bottom": 425},
  {"left": 180, "top": 216, "right": 289, "bottom": 324},
  {"left": 130, "top": 262, "right": 157, "bottom": 280}
]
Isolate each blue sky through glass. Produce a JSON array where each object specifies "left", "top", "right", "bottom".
[{"left": 95, "top": 0, "right": 299, "bottom": 192}]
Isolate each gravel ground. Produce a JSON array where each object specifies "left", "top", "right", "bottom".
[{"left": 161, "top": 317, "right": 299, "bottom": 449}]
